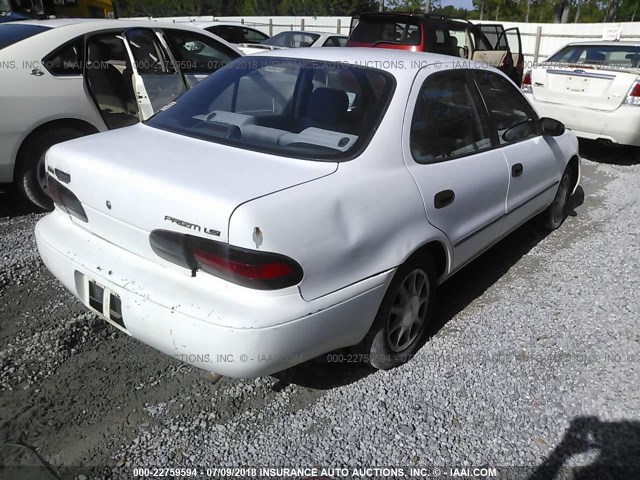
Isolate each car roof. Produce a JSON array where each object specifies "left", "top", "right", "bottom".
[
  {"left": 255, "top": 47, "right": 472, "bottom": 78},
  {"left": 10, "top": 18, "right": 216, "bottom": 32},
  {"left": 3, "top": 19, "right": 243, "bottom": 55},
  {"left": 567, "top": 41, "right": 640, "bottom": 47},
  {"left": 188, "top": 21, "right": 263, "bottom": 29},
  {"left": 271, "top": 30, "right": 346, "bottom": 38}
]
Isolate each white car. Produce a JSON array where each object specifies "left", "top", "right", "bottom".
[
  {"left": 237, "top": 30, "right": 347, "bottom": 55},
  {"left": 36, "top": 48, "right": 580, "bottom": 378},
  {"left": 0, "top": 19, "right": 241, "bottom": 208},
  {"left": 185, "top": 21, "right": 270, "bottom": 45},
  {"left": 523, "top": 41, "right": 640, "bottom": 147}
]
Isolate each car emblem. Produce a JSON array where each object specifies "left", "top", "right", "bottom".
[{"left": 106, "top": 201, "right": 112, "bottom": 210}]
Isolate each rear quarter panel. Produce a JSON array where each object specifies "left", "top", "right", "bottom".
[{"left": 0, "top": 37, "right": 106, "bottom": 182}]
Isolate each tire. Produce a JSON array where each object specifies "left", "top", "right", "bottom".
[
  {"left": 17, "top": 127, "right": 84, "bottom": 210},
  {"left": 542, "top": 168, "right": 572, "bottom": 231},
  {"left": 361, "top": 255, "right": 436, "bottom": 370}
]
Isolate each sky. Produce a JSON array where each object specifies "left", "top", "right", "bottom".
[{"left": 441, "top": 0, "right": 474, "bottom": 10}]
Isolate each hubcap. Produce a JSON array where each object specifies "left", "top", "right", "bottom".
[{"left": 386, "top": 269, "right": 430, "bottom": 353}]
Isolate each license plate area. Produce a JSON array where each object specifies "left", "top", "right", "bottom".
[{"left": 87, "top": 279, "right": 126, "bottom": 330}]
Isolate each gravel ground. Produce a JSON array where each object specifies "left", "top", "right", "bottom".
[{"left": 0, "top": 141, "right": 639, "bottom": 480}]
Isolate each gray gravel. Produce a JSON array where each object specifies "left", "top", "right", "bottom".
[{"left": 1, "top": 143, "right": 639, "bottom": 479}]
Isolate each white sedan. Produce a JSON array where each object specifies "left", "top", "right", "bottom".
[
  {"left": 523, "top": 41, "right": 640, "bottom": 147},
  {"left": 0, "top": 19, "right": 241, "bottom": 208},
  {"left": 237, "top": 30, "right": 347, "bottom": 55},
  {"left": 36, "top": 48, "right": 580, "bottom": 378}
]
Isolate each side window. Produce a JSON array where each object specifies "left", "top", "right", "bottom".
[
  {"left": 43, "top": 37, "right": 83, "bottom": 76},
  {"left": 410, "top": 71, "right": 492, "bottom": 163},
  {"left": 243, "top": 28, "right": 268, "bottom": 44},
  {"left": 125, "top": 28, "right": 175, "bottom": 74},
  {"left": 322, "top": 36, "right": 345, "bottom": 47},
  {"left": 473, "top": 70, "right": 538, "bottom": 144},
  {"left": 163, "top": 29, "right": 237, "bottom": 75}
]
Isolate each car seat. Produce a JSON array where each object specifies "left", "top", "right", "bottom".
[
  {"left": 300, "top": 87, "right": 350, "bottom": 132},
  {"left": 86, "top": 41, "right": 129, "bottom": 114}
]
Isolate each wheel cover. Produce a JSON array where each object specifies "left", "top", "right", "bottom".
[
  {"left": 386, "top": 269, "right": 430, "bottom": 353},
  {"left": 552, "top": 175, "right": 570, "bottom": 224}
]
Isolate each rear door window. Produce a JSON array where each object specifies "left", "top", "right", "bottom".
[
  {"left": 411, "top": 70, "right": 493, "bottom": 162},
  {"left": 323, "top": 36, "right": 347, "bottom": 47}
]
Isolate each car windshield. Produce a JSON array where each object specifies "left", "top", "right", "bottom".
[
  {"left": 0, "top": 24, "right": 50, "bottom": 49},
  {"left": 146, "top": 57, "right": 395, "bottom": 161},
  {"left": 546, "top": 44, "right": 640, "bottom": 68},
  {"left": 261, "top": 32, "right": 320, "bottom": 48},
  {"left": 350, "top": 16, "right": 421, "bottom": 46}
]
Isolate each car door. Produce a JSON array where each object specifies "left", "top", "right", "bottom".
[
  {"left": 162, "top": 28, "right": 239, "bottom": 88},
  {"left": 84, "top": 32, "right": 140, "bottom": 129},
  {"left": 471, "top": 69, "right": 565, "bottom": 235},
  {"left": 122, "top": 28, "right": 188, "bottom": 120},
  {"left": 503, "top": 27, "right": 523, "bottom": 85},
  {"left": 402, "top": 68, "right": 510, "bottom": 271}
]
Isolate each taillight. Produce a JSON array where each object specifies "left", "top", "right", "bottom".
[
  {"left": 521, "top": 70, "right": 532, "bottom": 93},
  {"left": 149, "top": 230, "right": 303, "bottom": 290},
  {"left": 47, "top": 175, "right": 88, "bottom": 222},
  {"left": 624, "top": 81, "right": 640, "bottom": 106}
]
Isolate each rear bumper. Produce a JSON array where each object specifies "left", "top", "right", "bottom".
[
  {"left": 525, "top": 95, "right": 640, "bottom": 147},
  {"left": 35, "top": 211, "right": 391, "bottom": 378}
]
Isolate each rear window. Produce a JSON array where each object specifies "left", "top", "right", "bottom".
[
  {"left": 262, "top": 32, "right": 320, "bottom": 48},
  {"left": 0, "top": 24, "right": 50, "bottom": 49},
  {"left": 546, "top": 44, "right": 640, "bottom": 68},
  {"left": 146, "top": 57, "right": 395, "bottom": 161},
  {"left": 350, "top": 15, "right": 421, "bottom": 46}
]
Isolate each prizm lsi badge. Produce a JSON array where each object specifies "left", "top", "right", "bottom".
[{"left": 164, "top": 215, "right": 221, "bottom": 237}]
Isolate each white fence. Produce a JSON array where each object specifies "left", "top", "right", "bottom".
[{"left": 133, "top": 15, "right": 640, "bottom": 67}]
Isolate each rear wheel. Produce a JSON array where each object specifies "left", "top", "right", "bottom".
[
  {"left": 17, "top": 127, "right": 85, "bottom": 210},
  {"left": 542, "top": 168, "right": 572, "bottom": 231},
  {"left": 362, "top": 256, "right": 435, "bottom": 370}
]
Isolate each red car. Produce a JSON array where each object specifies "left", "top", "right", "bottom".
[{"left": 347, "top": 13, "right": 523, "bottom": 86}]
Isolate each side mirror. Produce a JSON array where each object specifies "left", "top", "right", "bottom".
[
  {"left": 540, "top": 117, "right": 565, "bottom": 136},
  {"left": 502, "top": 118, "right": 534, "bottom": 143}
]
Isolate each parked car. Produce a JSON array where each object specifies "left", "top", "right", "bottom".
[
  {"left": 36, "top": 48, "right": 580, "bottom": 378},
  {"left": 522, "top": 41, "right": 640, "bottom": 148},
  {"left": 347, "top": 13, "right": 523, "bottom": 85},
  {"left": 238, "top": 30, "right": 347, "bottom": 55},
  {"left": 0, "top": 19, "right": 241, "bottom": 208},
  {"left": 187, "top": 21, "right": 270, "bottom": 45}
]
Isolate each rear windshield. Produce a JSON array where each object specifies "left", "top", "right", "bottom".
[
  {"left": 262, "top": 32, "right": 320, "bottom": 48},
  {"left": 0, "top": 24, "right": 50, "bottom": 49},
  {"left": 146, "top": 57, "right": 395, "bottom": 161},
  {"left": 350, "top": 15, "right": 421, "bottom": 46},
  {"left": 546, "top": 44, "right": 640, "bottom": 68}
]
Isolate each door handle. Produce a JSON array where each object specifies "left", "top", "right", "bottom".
[
  {"left": 512, "top": 163, "right": 524, "bottom": 177},
  {"left": 434, "top": 189, "right": 455, "bottom": 209}
]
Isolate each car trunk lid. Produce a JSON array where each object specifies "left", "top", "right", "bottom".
[
  {"left": 45, "top": 124, "right": 337, "bottom": 272},
  {"left": 532, "top": 66, "right": 640, "bottom": 111}
]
